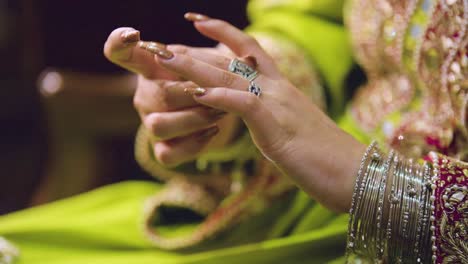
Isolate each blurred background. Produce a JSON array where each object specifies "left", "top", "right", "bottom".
[{"left": 0, "top": 0, "right": 248, "bottom": 214}]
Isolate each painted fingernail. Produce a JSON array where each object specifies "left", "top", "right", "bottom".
[
  {"left": 184, "top": 12, "right": 210, "bottom": 22},
  {"left": 121, "top": 29, "right": 140, "bottom": 44},
  {"left": 184, "top": 87, "right": 206, "bottom": 96},
  {"left": 138, "top": 40, "right": 166, "bottom": 49},
  {"left": 197, "top": 126, "right": 219, "bottom": 141},
  {"left": 207, "top": 108, "right": 226, "bottom": 119},
  {"left": 242, "top": 55, "right": 258, "bottom": 68},
  {"left": 138, "top": 41, "right": 173, "bottom": 59}
]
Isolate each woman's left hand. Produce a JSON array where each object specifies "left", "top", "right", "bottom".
[{"left": 144, "top": 13, "right": 366, "bottom": 212}]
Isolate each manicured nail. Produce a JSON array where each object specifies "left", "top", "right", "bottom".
[
  {"left": 242, "top": 55, "right": 258, "bottom": 68},
  {"left": 121, "top": 29, "right": 140, "bottom": 44},
  {"left": 207, "top": 108, "right": 226, "bottom": 119},
  {"left": 138, "top": 40, "right": 166, "bottom": 49},
  {"left": 184, "top": 12, "right": 210, "bottom": 22},
  {"left": 184, "top": 87, "right": 206, "bottom": 96},
  {"left": 138, "top": 41, "right": 173, "bottom": 59},
  {"left": 197, "top": 126, "right": 219, "bottom": 141}
]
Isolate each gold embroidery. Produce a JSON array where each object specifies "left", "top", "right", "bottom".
[{"left": 439, "top": 208, "right": 468, "bottom": 263}]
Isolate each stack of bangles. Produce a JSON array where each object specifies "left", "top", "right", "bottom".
[{"left": 346, "top": 141, "right": 433, "bottom": 263}]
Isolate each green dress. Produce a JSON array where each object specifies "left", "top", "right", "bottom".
[{"left": 0, "top": 0, "right": 362, "bottom": 263}]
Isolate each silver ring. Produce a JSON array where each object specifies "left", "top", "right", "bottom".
[
  {"left": 248, "top": 81, "right": 261, "bottom": 97},
  {"left": 228, "top": 58, "right": 258, "bottom": 81}
]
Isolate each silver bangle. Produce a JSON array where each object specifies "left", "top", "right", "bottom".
[
  {"left": 346, "top": 142, "right": 433, "bottom": 263},
  {"left": 355, "top": 148, "right": 384, "bottom": 258},
  {"left": 386, "top": 153, "right": 401, "bottom": 260},
  {"left": 376, "top": 150, "right": 394, "bottom": 258},
  {"left": 346, "top": 141, "right": 378, "bottom": 256}
]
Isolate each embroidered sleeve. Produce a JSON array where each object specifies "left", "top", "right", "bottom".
[{"left": 427, "top": 152, "right": 468, "bottom": 264}]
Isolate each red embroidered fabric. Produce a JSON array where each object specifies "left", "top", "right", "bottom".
[{"left": 427, "top": 153, "right": 468, "bottom": 263}]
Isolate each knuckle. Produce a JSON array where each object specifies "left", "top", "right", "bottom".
[
  {"left": 211, "top": 19, "right": 229, "bottom": 31},
  {"left": 215, "top": 56, "right": 230, "bottom": 68},
  {"left": 156, "top": 81, "right": 171, "bottom": 100},
  {"left": 154, "top": 145, "right": 176, "bottom": 167},
  {"left": 168, "top": 44, "right": 188, "bottom": 55},
  {"left": 133, "top": 95, "right": 144, "bottom": 111},
  {"left": 212, "top": 88, "right": 229, "bottom": 104},
  {"left": 139, "top": 79, "right": 171, "bottom": 111},
  {"left": 211, "top": 87, "right": 228, "bottom": 100},
  {"left": 243, "top": 35, "right": 259, "bottom": 48},
  {"left": 145, "top": 114, "right": 168, "bottom": 138},
  {"left": 220, "top": 72, "right": 237, "bottom": 87},
  {"left": 242, "top": 93, "right": 260, "bottom": 113},
  {"left": 176, "top": 54, "right": 195, "bottom": 69}
]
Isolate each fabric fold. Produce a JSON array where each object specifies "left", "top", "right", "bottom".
[{"left": 141, "top": 158, "right": 297, "bottom": 250}]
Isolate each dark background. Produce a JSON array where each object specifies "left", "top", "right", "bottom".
[{"left": 0, "top": 0, "right": 248, "bottom": 214}]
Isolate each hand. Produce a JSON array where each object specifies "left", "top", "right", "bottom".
[
  {"left": 142, "top": 13, "right": 367, "bottom": 212},
  {"left": 103, "top": 27, "right": 239, "bottom": 167}
]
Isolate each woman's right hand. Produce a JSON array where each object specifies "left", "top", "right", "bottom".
[{"left": 104, "top": 27, "right": 238, "bottom": 167}]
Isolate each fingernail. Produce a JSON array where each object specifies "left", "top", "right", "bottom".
[
  {"left": 121, "top": 29, "right": 140, "bottom": 44},
  {"left": 184, "top": 87, "right": 206, "bottom": 96},
  {"left": 184, "top": 12, "right": 210, "bottom": 22},
  {"left": 138, "top": 41, "right": 173, "bottom": 59},
  {"left": 207, "top": 108, "right": 226, "bottom": 119},
  {"left": 197, "top": 126, "right": 219, "bottom": 141},
  {"left": 242, "top": 55, "right": 258, "bottom": 68},
  {"left": 138, "top": 40, "right": 166, "bottom": 49}
]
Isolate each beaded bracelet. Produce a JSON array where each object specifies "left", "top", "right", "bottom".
[
  {"left": 386, "top": 153, "right": 402, "bottom": 261},
  {"left": 418, "top": 162, "right": 432, "bottom": 262}
]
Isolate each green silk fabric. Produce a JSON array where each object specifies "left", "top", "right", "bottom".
[
  {"left": 0, "top": 0, "right": 367, "bottom": 263},
  {"left": 0, "top": 182, "right": 347, "bottom": 263}
]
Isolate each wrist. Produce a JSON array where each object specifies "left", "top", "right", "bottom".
[
  {"left": 273, "top": 113, "right": 366, "bottom": 213},
  {"left": 312, "top": 129, "right": 367, "bottom": 212}
]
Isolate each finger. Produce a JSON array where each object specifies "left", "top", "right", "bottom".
[
  {"left": 153, "top": 126, "right": 219, "bottom": 167},
  {"left": 167, "top": 45, "right": 233, "bottom": 70},
  {"left": 133, "top": 79, "right": 199, "bottom": 115},
  {"left": 185, "top": 13, "right": 279, "bottom": 76},
  {"left": 192, "top": 87, "right": 282, "bottom": 144},
  {"left": 167, "top": 45, "right": 258, "bottom": 72},
  {"left": 143, "top": 106, "right": 226, "bottom": 140},
  {"left": 103, "top": 27, "right": 175, "bottom": 80},
  {"left": 153, "top": 51, "right": 251, "bottom": 92}
]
